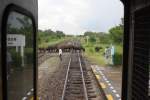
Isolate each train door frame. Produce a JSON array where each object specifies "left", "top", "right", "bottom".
[
  {"left": 1, "top": 4, "right": 37, "bottom": 100},
  {"left": 121, "top": 1, "right": 130, "bottom": 100},
  {"left": 128, "top": 5, "right": 150, "bottom": 100},
  {"left": 121, "top": 1, "right": 150, "bottom": 99}
]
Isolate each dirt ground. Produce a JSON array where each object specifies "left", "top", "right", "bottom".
[{"left": 38, "top": 53, "right": 70, "bottom": 100}]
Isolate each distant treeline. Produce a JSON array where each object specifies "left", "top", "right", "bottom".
[
  {"left": 38, "top": 20, "right": 123, "bottom": 46},
  {"left": 38, "top": 29, "right": 66, "bottom": 45},
  {"left": 82, "top": 24, "right": 123, "bottom": 45}
]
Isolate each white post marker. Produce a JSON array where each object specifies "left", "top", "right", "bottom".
[
  {"left": 111, "top": 45, "right": 115, "bottom": 65},
  {"left": 21, "top": 46, "right": 25, "bottom": 67},
  {"left": 16, "top": 46, "right": 19, "bottom": 52},
  {"left": 7, "top": 34, "right": 25, "bottom": 67}
]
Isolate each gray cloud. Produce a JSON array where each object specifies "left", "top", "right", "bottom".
[{"left": 38, "top": 0, "right": 123, "bottom": 35}]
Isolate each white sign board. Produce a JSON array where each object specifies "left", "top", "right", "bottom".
[
  {"left": 111, "top": 46, "right": 115, "bottom": 56},
  {"left": 7, "top": 34, "right": 25, "bottom": 47}
]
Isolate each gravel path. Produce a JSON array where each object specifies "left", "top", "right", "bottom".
[{"left": 38, "top": 53, "right": 70, "bottom": 100}]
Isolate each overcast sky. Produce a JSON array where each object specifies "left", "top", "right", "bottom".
[{"left": 38, "top": 0, "right": 124, "bottom": 35}]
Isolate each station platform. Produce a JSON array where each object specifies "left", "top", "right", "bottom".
[{"left": 91, "top": 65, "right": 122, "bottom": 100}]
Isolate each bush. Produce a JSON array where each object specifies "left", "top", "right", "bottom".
[
  {"left": 10, "top": 51, "right": 22, "bottom": 68},
  {"left": 113, "top": 52, "right": 122, "bottom": 65},
  {"left": 95, "top": 46, "right": 102, "bottom": 52},
  {"left": 89, "top": 48, "right": 94, "bottom": 53},
  {"left": 89, "top": 36, "right": 96, "bottom": 43},
  {"left": 24, "top": 48, "right": 33, "bottom": 64}
]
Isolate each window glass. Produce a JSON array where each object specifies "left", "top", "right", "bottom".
[{"left": 6, "top": 12, "right": 34, "bottom": 100}]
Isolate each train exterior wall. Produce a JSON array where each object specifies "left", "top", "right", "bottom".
[{"left": 121, "top": 0, "right": 150, "bottom": 100}]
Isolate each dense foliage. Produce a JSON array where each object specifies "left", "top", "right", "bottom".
[
  {"left": 38, "top": 29, "right": 65, "bottom": 47},
  {"left": 82, "top": 22, "right": 123, "bottom": 66},
  {"left": 109, "top": 25, "right": 123, "bottom": 44},
  {"left": 83, "top": 24, "right": 123, "bottom": 45}
]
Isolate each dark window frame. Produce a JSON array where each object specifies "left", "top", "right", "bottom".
[
  {"left": 121, "top": 1, "right": 130, "bottom": 100},
  {"left": 1, "top": 4, "right": 37, "bottom": 100},
  {"left": 131, "top": 5, "right": 150, "bottom": 99}
]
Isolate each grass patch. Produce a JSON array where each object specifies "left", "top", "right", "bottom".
[
  {"left": 82, "top": 43, "right": 107, "bottom": 66},
  {"left": 81, "top": 37, "right": 123, "bottom": 66}
]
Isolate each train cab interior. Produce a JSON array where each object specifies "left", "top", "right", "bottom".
[
  {"left": 0, "top": 0, "right": 149, "bottom": 100},
  {"left": 0, "top": 0, "right": 37, "bottom": 100}
]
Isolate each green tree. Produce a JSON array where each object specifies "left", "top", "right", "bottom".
[
  {"left": 98, "top": 32, "right": 110, "bottom": 44},
  {"left": 56, "top": 30, "right": 65, "bottom": 38},
  {"left": 89, "top": 35, "right": 96, "bottom": 43},
  {"left": 109, "top": 25, "right": 123, "bottom": 44}
]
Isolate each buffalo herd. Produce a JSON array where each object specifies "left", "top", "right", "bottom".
[{"left": 38, "top": 41, "right": 85, "bottom": 53}]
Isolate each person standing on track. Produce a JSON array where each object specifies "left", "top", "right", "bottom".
[{"left": 59, "top": 48, "right": 62, "bottom": 61}]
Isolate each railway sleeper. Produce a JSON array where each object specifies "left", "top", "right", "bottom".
[
  {"left": 67, "top": 84, "right": 83, "bottom": 87},
  {"left": 70, "top": 82, "right": 82, "bottom": 84},
  {"left": 88, "top": 98, "right": 99, "bottom": 100},
  {"left": 70, "top": 79, "right": 82, "bottom": 81},
  {"left": 86, "top": 84, "right": 93, "bottom": 88},
  {"left": 85, "top": 81, "right": 92, "bottom": 84},
  {"left": 70, "top": 70, "right": 81, "bottom": 72},
  {"left": 85, "top": 76, "right": 91, "bottom": 79},
  {"left": 70, "top": 66, "right": 80, "bottom": 69},
  {"left": 87, "top": 89, "right": 96, "bottom": 93},
  {"left": 70, "top": 76, "right": 82, "bottom": 79},
  {"left": 69, "top": 79, "right": 82, "bottom": 82},
  {"left": 68, "top": 90, "right": 83, "bottom": 94},
  {"left": 70, "top": 80, "right": 82, "bottom": 82},
  {"left": 87, "top": 86, "right": 93, "bottom": 90},
  {"left": 73, "top": 80, "right": 90, "bottom": 84},
  {"left": 70, "top": 71, "right": 81, "bottom": 74},
  {"left": 69, "top": 74, "right": 81, "bottom": 76},
  {"left": 88, "top": 93, "right": 97, "bottom": 98},
  {"left": 65, "top": 93, "right": 84, "bottom": 98},
  {"left": 67, "top": 87, "right": 82, "bottom": 90},
  {"left": 65, "top": 91, "right": 84, "bottom": 96},
  {"left": 84, "top": 79, "right": 91, "bottom": 82},
  {"left": 70, "top": 74, "right": 81, "bottom": 76}
]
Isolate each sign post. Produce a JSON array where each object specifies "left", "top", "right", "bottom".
[{"left": 7, "top": 34, "right": 25, "bottom": 67}]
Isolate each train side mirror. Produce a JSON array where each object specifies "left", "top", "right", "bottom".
[{"left": 6, "top": 11, "right": 35, "bottom": 100}]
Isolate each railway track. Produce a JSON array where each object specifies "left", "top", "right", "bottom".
[{"left": 61, "top": 52, "right": 96, "bottom": 100}]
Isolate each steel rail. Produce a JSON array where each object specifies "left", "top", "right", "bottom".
[
  {"left": 61, "top": 52, "right": 88, "bottom": 100},
  {"left": 78, "top": 53, "right": 89, "bottom": 100},
  {"left": 61, "top": 58, "right": 72, "bottom": 100}
]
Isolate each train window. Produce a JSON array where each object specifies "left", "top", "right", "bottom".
[{"left": 6, "top": 11, "right": 34, "bottom": 100}]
